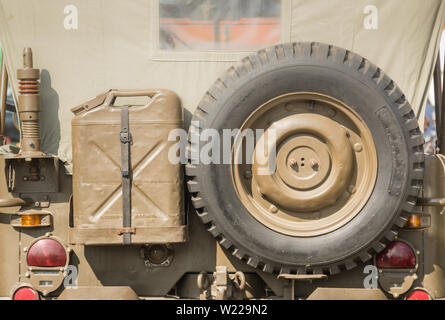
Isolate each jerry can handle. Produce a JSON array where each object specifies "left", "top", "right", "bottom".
[{"left": 104, "top": 89, "right": 160, "bottom": 106}]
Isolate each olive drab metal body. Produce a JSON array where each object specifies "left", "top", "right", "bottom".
[
  {"left": 70, "top": 89, "right": 186, "bottom": 245},
  {"left": 0, "top": 0, "right": 445, "bottom": 300}
]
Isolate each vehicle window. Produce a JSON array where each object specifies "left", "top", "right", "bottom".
[{"left": 159, "top": 0, "right": 281, "bottom": 51}]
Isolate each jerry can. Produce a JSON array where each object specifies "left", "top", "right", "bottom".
[{"left": 70, "top": 89, "right": 186, "bottom": 245}]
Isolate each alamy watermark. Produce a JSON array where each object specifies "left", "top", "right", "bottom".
[
  {"left": 168, "top": 121, "right": 278, "bottom": 175},
  {"left": 363, "top": 5, "right": 379, "bottom": 30},
  {"left": 64, "top": 5, "right": 78, "bottom": 30},
  {"left": 62, "top": 4, "right": 379, "bottom": 33},
  {"left": 363, "top": 265, "right": 379, "bottom": 289},
  {"left": 63, "top": 265, "right": 78, "bottom": 288}
]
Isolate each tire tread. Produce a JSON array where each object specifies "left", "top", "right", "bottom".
[{"left": 186, "top": 42, "right": 424, "bottom": 275}]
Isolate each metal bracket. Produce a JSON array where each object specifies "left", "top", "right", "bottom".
[
  {"left": 421, "top": 197, "right": 445, "bottom": 207},
  {"left": 5, "top": 156, "right": 59, "bottom": 194},
  {"left": 278, "top": 273, "right": 328, "bottom": 300},
  {"left": 198, "top": 266, "right": 246, "bottom": 300}
]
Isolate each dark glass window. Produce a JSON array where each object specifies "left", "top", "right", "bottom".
[{"left": 160, "top": 0, "right": 281, "bottom": 51}]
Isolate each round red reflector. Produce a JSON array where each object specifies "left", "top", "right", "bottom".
[
  {"left": 375, "top": 241, "right": 416, "bottom": 269},
  {"left": 407, "top": 290, "right": 431, "bottom": 300},
  {"left": 13, "top": 287, "right": 38, "bottom": 300},
  {"left": 27, "top": 238, "right": 67, "bottom": 267}
]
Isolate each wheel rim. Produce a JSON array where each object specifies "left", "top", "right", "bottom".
[{"left": 231, "top": 92, "right": 378, "bottom": 237}]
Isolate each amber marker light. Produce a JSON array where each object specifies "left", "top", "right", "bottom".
[
  {"left": 21, "top": 214, "right": 41, "bottom": 226},
  {"left": 404, "top": 214, "right": 431, "bottom": 230},
  {"left": 407, "top": 215, "right": 421, "bottom": 228}
]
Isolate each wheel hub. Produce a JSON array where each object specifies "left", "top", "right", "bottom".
[
  {"left": 280, "top": 136, "right": 331, "bottom": 190},
  {"left": 232, "top": 92, "right": 377, "bottom": 237}
]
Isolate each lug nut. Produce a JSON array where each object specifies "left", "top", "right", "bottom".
[
  {"left": 289, "top": 158, "right": 297, "bottom": 168},
  {"left": 269, "top": 205, "right": 278, "bottom": 213},
  {"left": 310, "top": 159, "right": 319, "bottom": 170},
  {"left": 354, "top": 143, "right": 363, "bottom": 152},
  {"left": 348, "top": 185, "right": 356, "bottom": 194}
]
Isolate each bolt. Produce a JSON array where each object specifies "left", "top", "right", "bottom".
[
  {"left": 25, "top": 272, "right": 30, "bottom": 278},
  {"left": 23, "top": 247, "right": 28, "bottom": 252},
  {"left": 23, "top": 176, "right": 29, "bottom": 181},
  {"left": 269, "top": 205, "right": 278, "bottom": 213},
  {"left": 354, "top": 143, "right": 363, "bottom": 152},
  {"left": 40, "top": 176, "right": 45, "bottom": 181},
  {"left": 34, "top": 201, "right": 40, "bottom": 207},
  {"left": 310, "top": 159, "right": 319, "bottom": 170}
]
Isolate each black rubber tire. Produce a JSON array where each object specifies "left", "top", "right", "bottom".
[{"left": 186, "top": 42, "right": 424, "bottom": 275}]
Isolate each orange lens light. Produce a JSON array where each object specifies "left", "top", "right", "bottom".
[
  {"left": 21, "top": 214, "right": 41, "bottom": 226},
  {"left": 404, "top": 214, "right": 430, "bottom": 229},
  {"left": 407, "top": 215, "right": 421, "bottom": 228}
]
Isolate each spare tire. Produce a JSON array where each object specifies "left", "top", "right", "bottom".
[{"left": 186, "top": 42, "right": 424, "bottom": 275}]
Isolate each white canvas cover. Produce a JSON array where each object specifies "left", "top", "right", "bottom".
[{"left": 0, "top": 0, "right": 444, "bottom": 173}]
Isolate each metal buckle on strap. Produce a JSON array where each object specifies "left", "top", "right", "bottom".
[
  {"left": 116, "top": 228, "right": 136, "bottom": 236},
  {"left": 120, "top": 129, "right": 131, "bottom": 144}
]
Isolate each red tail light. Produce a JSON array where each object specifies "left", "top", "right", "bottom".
[
  {"left": 27, "top": 238, "right": 67, "bottom": 267},
  {"left": 375, "top": 241, "right": 416, "bottom": 269},
  {"left": 13, "top": 286, "right": 38, "bottom": 300},
  {"left": 406, "top": 290, "right": 431, "bottom": 300}
]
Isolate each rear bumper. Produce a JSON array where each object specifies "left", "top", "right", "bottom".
[
  {"left": 57, "top": 286, "right": 139, "bottom": 300},
  {"left": 306, "top": 288, "right": 387, "bottom": 300}
]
